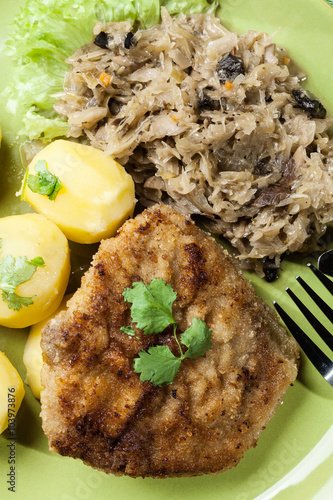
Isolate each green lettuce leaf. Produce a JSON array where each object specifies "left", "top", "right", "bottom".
[
  {"left": 161, "top": 0, "right": 217, "bottom": 16},
  {"left": 3, "top": 0, "right": 217, "bottom": 141},
  {"left": 21, "top": 108, "right": 70, "bottom": 142}
]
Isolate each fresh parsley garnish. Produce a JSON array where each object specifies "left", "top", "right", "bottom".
[
  {"left": 26, "top": 160, "right": 63, "bottom": 200},
  {"left": 0, "top": 254, "right": 45, "bottom": 311},
  {"left": 134, "top": 346, "right": 182, "bottom": 387},
  {"left": 120, "top": 325, "right": 139, "bottom": 338},
  {"left": 122, "top": 279, "right": 177, "bottom": 334},
  {"left": 121, "top": 279, "right": 212, "bottom": 386}
]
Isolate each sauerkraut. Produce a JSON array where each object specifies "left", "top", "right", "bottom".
[{"left": 54, "top": 8, "right": 333, "bottom": 277}]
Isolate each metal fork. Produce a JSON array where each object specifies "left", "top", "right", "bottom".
[{"left": 273, "top": 263, "right": 333, "bottom": 387}]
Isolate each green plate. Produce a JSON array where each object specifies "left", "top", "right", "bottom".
[{"left": 0, "top": 1, "right": 332, "bottom": 499}]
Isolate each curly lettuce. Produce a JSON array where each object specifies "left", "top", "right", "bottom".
[{"left": 3, "top": 0, "right": 217, "bottom": 141}]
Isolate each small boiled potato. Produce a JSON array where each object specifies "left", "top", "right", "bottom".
[
  {"left": 24, "top": 294, "right": 71, "bottom": 399},
  {"left": 0, "top": 213, "right": 70, "bottom": 328},
  {"left": 23, "top": 140, "right": 136, "bottom": 244},
  {"left": 0, "top": 351, "right": 25, "bottom": 433}
]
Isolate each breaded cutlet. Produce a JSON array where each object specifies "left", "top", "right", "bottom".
[{"left": 41, "top": 205, "right": 298, "bottom": 477}]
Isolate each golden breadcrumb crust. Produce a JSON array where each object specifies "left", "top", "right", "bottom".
[{"left": 41, "top": 205, "right": 298, "bottom": 477}]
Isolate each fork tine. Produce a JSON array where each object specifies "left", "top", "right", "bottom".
[
  {"left": 273, "top": 301, "right": 333, "bottom": 386},
  {"left": 296, "top": 275, "right": 333, "bottom": 324},
  {"left": 308, "top": 262, "right": 333, "bottom": 295},
  {"left": 285, "top": 287, "right": 333, "bottom": 350}
]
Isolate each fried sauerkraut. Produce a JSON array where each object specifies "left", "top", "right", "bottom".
[{"left": 54, "top": 8, "right": 333, "bottom": 277}]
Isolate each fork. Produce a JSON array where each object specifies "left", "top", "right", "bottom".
[{"left": 273, "top": 263, "right": 333, "bottom": 387}]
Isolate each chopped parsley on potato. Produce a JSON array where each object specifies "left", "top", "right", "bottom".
[
  {"left": 22, "top": 140, "right": 136, "bottom": 244},
  {"left": 0, "top": 213, "right": 70, "bottom": 328}
]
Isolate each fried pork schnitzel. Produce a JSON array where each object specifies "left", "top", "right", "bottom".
[{"left": 40, "top": 205, "right": 298, "bottom": 477}]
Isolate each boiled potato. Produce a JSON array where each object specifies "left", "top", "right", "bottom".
[
  {"left": 0, "top": 213, "right": 70, "bottom": 328},
  {"left": 23, "top": 140, "right": 136, "bottom": 244},
  {"left": 24, "top": 294, "right": 71, "bottom": 399},
  {"left": 0, "top": 351, "right": 25, "bottom": 433}
]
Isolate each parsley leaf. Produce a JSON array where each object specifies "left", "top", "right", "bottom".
[
  {"left": 0, "top": 254, "right": 45, "bottom": 311},
  {"left": 26, "top": 160, "right": 63, "bottom": 200},
  {"left": 134, "top": 346, "right": 182, "bottom": 386},
  {"left": 1, "top": 292, "right": 35, "bottom": 311},
  {"left": 120, "top": 325, "right": 136, "bottom": 336},
  {"left": 122, "top": 278, "right": 177, "bottom": 334},
  {"left": 181, "top": 318, "right": 212, "bottom": 359},
  {"left": 120, "top": 325, "right": 140, "bottom": 339},
  {"left": 122, "top": 278, "right": 212, "bottom": 386}
]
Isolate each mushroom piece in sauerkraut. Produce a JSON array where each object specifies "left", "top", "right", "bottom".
[{"left": 54, "top": 8, "right": 333, "bottom": 278}]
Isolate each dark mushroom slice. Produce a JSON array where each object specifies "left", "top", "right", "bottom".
[
  {"left": 253, "top": 157, "right": 274, "bottom": 176},
  {"left": 108, "top": 98, "right": 123, "bottom": 116},
  {"left": 252, "top": 157, "right": 295, "bottom": 207},
  {"left": 262, "top": 256, "right": 282, "bottom": 282},
  {"left": 94, "top": 31, "right": 109, "bottom": 50},
  {"left": 251, "top": 185, "right": 290, "bottom": 208},
  {"left": 292, "top": 90, "right": 326, "bottom": 119},
  {"left": 217, "top": 53, "right": 245, "bottom": 83},
  {"left": 124, "top": 32, "right": 137, "bottom": 49},
  {"left": 197, "top": 91, "right": 221, "bottom": 111}
]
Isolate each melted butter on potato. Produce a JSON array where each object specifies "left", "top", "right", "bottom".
[
  {"left": 0, "top": 351, "right": 25, "bottom": 433},
  {"left": 0, "top": 213, "right": 70, "bottom": 329},
  {"left": 23, "top": 140, "right": 136, "bottom": 244},
  {"left": 24, "top": 294, "right": 70, "bottom": 399}
]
